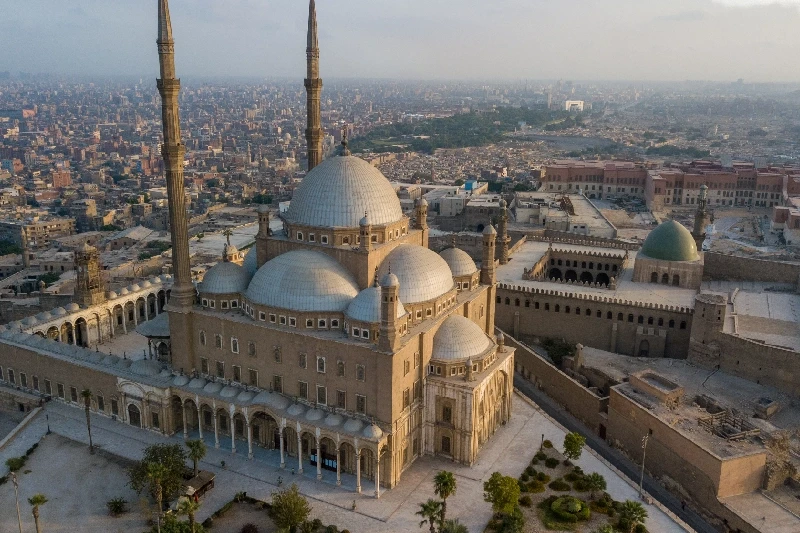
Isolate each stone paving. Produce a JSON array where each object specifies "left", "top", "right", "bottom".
[{"left": 0, "top": 394, "right": 689, "bottom": 533}]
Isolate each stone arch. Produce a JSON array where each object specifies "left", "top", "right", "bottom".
[
  {"left": 171, "top": 396, "right": 185, "bottom": 434},
  {"left": 232, "top": 412, "right": 248, "bottom": 441},
  {"left": 548, "top": 268, "right": 562, "bottom": 280},
  {"left": 672, "top": 274, "right": 680, "bottom": 286},
  {"left": 46, "top": 326, "right": 59, "bottom": 341},
  {"left": 184, "top": 398, "right": 199, "bottom": 433},
  {"left": 124, "top": 301, "right": 136, "bottom": 328},
  {"left": 147, "top": 293, "right": 157, "bottom": 317},
  {"left": 650, "top": 272, "right": 658, "bottom": 283},
  {"left": 661, "top": 273, "right": 669, "bottom": 284},
  {"left": 250, "top": 411, "right": 280, "bottom": 449},
  {"left": 128, "top": 404, "right": 142, "bottom": 428},
  {"left": 61, "top": 322, "right": 75, "bottom": 345},
  {"left": 360, "top": 446, "right": 377, "bottom": 480},
  {"left": 339, "top": 441, "right": 357, "bottom": 475},
  {"left": 597, "top": 273, "right": 610, "bottom": 286},
  {"left": 157, "top": 290, "right": 167, "bottom": 312},
  {"left": 565, "top": 270, "right": 577, "bottom": 282},
  {"left": 638, "top": 340, "right": 650, "bottom": 357},
  {"left": 317, "top": 436, "right": 338, "bottom": 472},
  {"left": 33, "top": 330, "right": 45, "bottom": 337},
  {"left": 579, "top": 271, "right": 593, "bottom": 283},
  {"left": 136, "top": 296, "right": 147, "bottom": 321},
  {"left": 283, "top": 426, "right": 298, "bottom": 456},
  {"left": 74, "top": 317, "right": 89, "bottom": 347}
]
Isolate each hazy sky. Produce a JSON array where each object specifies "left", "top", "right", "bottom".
[{"left": 3, "top": 0, "right": 800, "bottom": 82}]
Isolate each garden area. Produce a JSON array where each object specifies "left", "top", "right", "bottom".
[{"left": 483, "top": 433, "right": 649, "bottom": 533}]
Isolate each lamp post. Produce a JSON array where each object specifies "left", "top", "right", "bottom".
[
  {"left": 639, "top": 434, "right": 649, "bottom": 501},
  {"left": 11, "top": 472, "right": 23, "bottom": 533}
]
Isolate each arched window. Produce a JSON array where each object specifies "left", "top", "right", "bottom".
[
  {"left": 669, "top": 319, "right": 675, "bottom": 328},
  {"left": 638, "top": 315, "right": 644, "bottom": 324},
  {"left": 658, "top": 318, "right": 664, "bottom": 327},
  {"left": 555, "top": 305, "right": 560, "bottom": 313},
  {"left": 661, "top": 273, "right": 670, "bottom": 284},
  {"left": 535, "top": 302, "right": 540, "bottom": 310},
  {"left": 650, "top": 272, "right": 658, "bottom": 283},
  {"left": 628, "top": 314, "right": 633, "bottom": 322},
  {"left": 680, "top": 321, "right": 687, "bottom": 329},
  {"left": 607, "top": 311, "right": 612, "bottom": 319},
  {"left": 647, "top": 317, "right": 654, "bottom": 325},
  {"left": 565, "top": 306, "right": 570, "bottom": 313},
  {"left": 525, "top": 300, "right": 530, "bottom": 308},
  {"left": 581, "top": 261, "right": 587, "bottom": 269},
  {"left": 514, "top": 299, "right": 520, "bottom": 307},
  {"left": 673, "top": 275, "right": 680, "bottom": 286},
  {"left": 504, "top": 298, "right": 510, "bottom": 305},
  {"left": 544, "top": 303, "right": 549, "bottom": 311},
  {"left": 589, "top": 262, "right": 594, "bottom": 269},
  {"left": 199, "top": 331, "right": 206, "bottom": 346}
]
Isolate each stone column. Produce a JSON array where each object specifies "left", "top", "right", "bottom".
[
  {"left": 196, "top": 404, "right": 203, "bottom": 440},
  {"left": 230, "top": 411, "right": 236, "bottom": 455},
  {"left": 316, "top": 436, "right": 322, "bottom": 480},
  {"left": 181, "top": 401, "right": 188, "bottom": 439},
  {"left": 247, "top": 421, "right": 253, "bottom": 460},
  {"left": 279, "top": 427, "right": 286, "bottom": 468},
  {"left": 336, "top": 445, "right": 341, "bottom": 486},
  {"left": 213, "top": 411, "right": 220, "bottom": 449},
  {"left": 122, "top": 315, "right": 127, "bottom": 334},
  {"left": 355, "top": 448, "right": 361, "bottom": 494},
  {"left": 297, "top": 431, "right": 304, "bottom": 474},
  {"left": 375, "top": 451, "right": 380, "bottom": 499}
]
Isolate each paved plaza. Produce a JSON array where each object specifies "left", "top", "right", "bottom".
[{"left": 0, "top": 394, "right": 690, "bottom": 533}]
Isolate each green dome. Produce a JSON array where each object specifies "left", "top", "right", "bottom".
[{"left": 640, "top": 220, "right": 699, "bottom": 262}]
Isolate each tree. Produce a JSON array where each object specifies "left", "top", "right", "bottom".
[
  {"left": 433, "top": 470, "right": 456, "bottom": 527},
  {"left": 28, "top": 493, "right": 47, "bottom": 533},
  {"left": 618, "top": 500, "right": 648, "bottom": 533},
  {"left": 593, "top": 526, "right": 615, "bottom": 533},
  {"left": 416, "top": 499, "right": 442, "bottom": 533},
  {"left": 148, "top": 462, "right": 168, "bottom": 533},
  {"left": 483, "top": 472, "right": 520, "bottom": 515},
  {"left": 176, "top": 497, "right": 200, "bottom": 533},
  {"left": 441, "top": 519, "right": 468, "bottom": 533},
  {"left": 563, "top": 432, "right": 586, "bottom": 461},
  {"left": 584, "top": 472, "right": 607, "bottom": 500},
  {"left": 186, "top": 440, "right": 207, "bottom": 478},
  {"left": 270, "top": 484, "right": 311, "bottom": 533},
  {"left": 129, "top": 444, "right": 188, "bottom": 504},
  {"left": 81, "top": 389, "right": 94, "bottom": 454}
]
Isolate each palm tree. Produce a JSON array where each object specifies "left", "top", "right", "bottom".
[
  {"left": 147, "top": 463, "right": 168, "bottom": 533},
  {"left": 176, "top": 497, "right": 200, "bottom": 533},
  {"left": 433, "top": 470, "right": 457, "bottom": 528},
  {"left": 619, "top": 500, "right": 648, "bottom": 533},
  {"left": 28, "top": 493, "right": 47, "bottom": 533},
  {"left": 186, "top": 439, "right": 207, "bottom": 478},
  {"left": 416, "top": 499, "right": 442, "bottom": 533},
  {"left": 81, "top": 389, "right": 94, "bottom": 454},
  {"left": 441, "top": 519, "right": 468, "bottom": 533},
  {"left": 585, "top": 472, "right": 607, "bottom": 500}
]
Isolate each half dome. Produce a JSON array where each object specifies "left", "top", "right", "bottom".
[
  {"left": 284, "top": 155, "right": 403, "bottom": 228},
  {"left": 640, "top": 220, "right": 699, "bottom": 262},
  {"left": 377, "top": 245, "right": 453, "bottom": 304},
  {"left": 243, "top": 247, "right": 258, "bottom": 276},
  {"left": 439, "top": 247, "right": 478, "bottom": 277},
  {"left": 431, "top": 315, "right": 494, "bottom": 362},
  {"left": 246, "top": 250, "right": 359, "bottom": 312},
  {"left": 345, "top": 286, "right": 406, "bottom": 323},
  {"left": 199, "top": 261, "right": 251, "bottom": 295}
]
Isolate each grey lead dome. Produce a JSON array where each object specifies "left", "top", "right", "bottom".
[
  {"left": 431, "top": 315, "right": 494, "bottom": 362},
  {"left": 199, "top": 261, "right": 252, "bottom": 294},
  {"left": 439, "top": 247, "right": 478, "bottom": 276},
  {"left": 284, "top": 155, "right": 404, "bottom": 228},
  {"left": 245, "top": 250, "right": 359, "bottom": 312},
  {"left": 377, "top": 244, "right": 454, "bottom": 304}
]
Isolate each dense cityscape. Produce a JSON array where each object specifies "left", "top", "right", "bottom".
[{"left": 0, "top": 1, "right": 798, "bottom": 533}]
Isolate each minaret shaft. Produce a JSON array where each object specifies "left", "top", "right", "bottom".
[
  {"left": 157, "top": 0, "right": 193, "bottom": 309},
  {"left": 305, "top": 0, "right": 323, "bottom": 171}
]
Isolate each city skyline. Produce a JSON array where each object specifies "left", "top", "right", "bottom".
[{"left": 3, "top": 0, "right": 800, "bottom": 82}]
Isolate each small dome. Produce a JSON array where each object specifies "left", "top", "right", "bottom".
[
  {"left": 381, "top": 272, "right": 399, "bottom": 288},
  {"left": 22, "top": 316, "right": 38, "bottom": 326},
  {"left": 324, "top": 413, "right": 343, "bottom": 427},
  {"left": 287, "top": 403, "right": 305, "bottom": 416},
  {"left": 131, "top": 359, "right": 161, "bottom": 377},
  {"left": 119, "top": 288, "right": 130, "bottom": 296},
  {"left": 252, "top": 391, "right": 272, "bottom": 405},
  {"left": 89, "top": 353, "right": 105, "bottom": 364},
  {"left": 237, "top": 391, "right": 255, "bottom": 402},
  {"left": 199, "top": 261, "right": 251, "bottom": 295},
  {"left": 345, "top": 286, "right": 406, "bottom": 323},
  {"left": 102, "top": 355, "right": 119, "bottom": 366},
  {"left": 246, "top": 250, "right": 359, "bottom": 312},
  {"left": 377, "top": 245, "right": 453, "bottom": 304},
  {"left": 360, "top": 214, "right": 370, "bottom": 226},
  {"left": 203, "top": 382, "right": 223, "bottom": 394},
  {"left": 270, "top": 394, "right": 290, "bottom": 410},
  {"left": 243, "top": 247, "right": 258, "bottom": 276},
  {"left": 66, "top": 303, "right": 80, "bottom": 312},
  {"left": 343, "top": 419, "right": 364, "bottom": 433},
  {"left": 141, "top": 281, "right": 153, "bottom": 289},
  {"left": 432, "top": 315, "right": 493, "bottom": 362},
  {"left": 53, "top": 308, "right": 67, "bottom": 316},
  {"left": 220, "top": 386, "right": 238, "bottom": 398},
  {"left": 285, "top": 155, "right": 403, "bottom": 228},
  {"left": 107, "top": 291, "right": 119, "bottom": 299},
  {"left": 117, "top": 359, "right": 132, "bottom": 369},
  {"left": 640, "top": 220, "right": 699, "bottom": 262},
  {"left": 306, "top": 408, "right": 325, "bottom": 421},
  {"left": 130, "top": 284, "right": 141, "bottom": 291},
  {"left": 187, "top": 378, "right": 207, "bottom": 389},
  {"left": 173, "top": 375, "right": 190, "bottom": 387},
  {"left": 483, "top": 225, "right": 497, "bottom": 235},
  {"left": 363, "top": 424, "right": 383, "bottom": 440},
  {"left": 439, "top": 247, "right": 478, "bottom": 277}
]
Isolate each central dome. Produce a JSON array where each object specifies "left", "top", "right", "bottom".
[
  {"left": 245, "top": 250, "right": 359, "bottom": 312},
  {"left": 640, "top": 220, "right": 699, "bottom": 262},
  {"left": 284, "top": 155, "right": 403, "bottom": 228},
  {"left": 377, "top": 244, "right": 454, "bottom": 304}
]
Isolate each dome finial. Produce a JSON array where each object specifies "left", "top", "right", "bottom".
[{"left": 340, "top": 129, "right": 351, "bottom": 156}]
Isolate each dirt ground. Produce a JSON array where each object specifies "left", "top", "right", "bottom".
[{"left": 0, "top": 434, "right": 149, "bottom": 533}]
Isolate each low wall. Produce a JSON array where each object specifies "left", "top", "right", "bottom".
[
  {"left": 704, "top": 252, "right": 800, "bottom": 285},
  {"left": 503, "top": 331, "right": 606, "bottom": 434}
]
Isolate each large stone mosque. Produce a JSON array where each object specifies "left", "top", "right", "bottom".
[{"left": 0, "top": 0, "right": 513, "bottom": 495}]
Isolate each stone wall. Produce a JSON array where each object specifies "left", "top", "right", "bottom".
[{"left": 704, "top": 252, "right": 800, "bottom": 285}]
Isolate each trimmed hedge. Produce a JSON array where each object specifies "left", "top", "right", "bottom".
[
  {"left": 548, "top": 479, "right": 571, "bottom": 491},
  {"left": 543, "top": 440, "right": 553, "bottom": 449},
  {"left": 544, "top": 457, "right": 560, "bottom": 468}
]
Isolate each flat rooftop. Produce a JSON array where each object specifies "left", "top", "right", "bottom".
[{"left": 498, "top": 240, "right": 697, "bottom": 309}]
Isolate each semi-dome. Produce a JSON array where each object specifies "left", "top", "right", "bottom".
[
  {"left": 345, "top": 286, "right": 406, "bottom": 323},
  {"left": 284, "top": 155, "right": 403, "bottom": 228},
  {"left": 246, "top": 250, "right": 359, "bottom": 312},
  {"left": 199, "top": 261, "right": 251, "bottom": 295},
  {"left": 377, "top": 245, "right": 453, "bottom": 304},
  {"left": 640, "top": 220, "right": 699, "bottom": 262},
  {"left": 439, "top": 247, "right": 478, "bottom": 277},
  {"left": 243, "top": 247, "right": 258, "bottom": 276},
  {"left": 432, "top": 315, "right": 494, "bottom": 362},
  {"left": 130, "top": 359, "right": 161, "bottom": 377}
]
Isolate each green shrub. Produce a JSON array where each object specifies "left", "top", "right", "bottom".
[
  {"left": 311, "top": 519, "right": 323, "bottom": 530},
  {"left": 573, "top": 479, "right": 589, "bottom": 492},
  {"left": 520, "top": 472, "right": 529, "bottom": 482},
  {"left": 519, "top": 495, "right": 532, "bottom": 507},
  {"left": 563, "top": 459, "right": 572, "bottom": 467},
  {"left": 525, "top": 465, "right": 535, "bottom": 476},
  {"left": 565, "top": 471, "right": 581, "bottom": 482},
  {"left": 550, "top": 496, "right": 591, "bottom": 523},
  {"left": 325, "top": 526, "right": 338, "bottom": 533},
  {"left": 537, "top": 472, "right": 550, "bottom": 483},
  {"left": 5, "top": 457, "right": 26, "bottom": 472},
  {"left": 528, "top": 480, "right": 546, "bottom": 493},
  {"left": 548, "top": 479, "right": 571, "bottom": 491},
  {"left": 545, "top": 457, "right": 559, "bottom": 468},
  {"left": 535, "top": 451, "right": 547, "bottom": 461},
  {"left": 543, "top": 440, "right": 553, "bottom": 449},
  {"left": 0, "top": 475, "right": 7, "bottom": 486},
  {"left": 107, "top": 497, "right": 129, "bottom": 516},
  {"left": 517, "top": 479, "right": 529, "bottom": 493},
  {"left": 530, "top": 458, "right": 539, "bottom": 465}
]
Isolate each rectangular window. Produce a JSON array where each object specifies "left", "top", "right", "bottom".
[
  {"left": 111, "top": 399, "right": 119, "bottom": 416},
  {"left": 97, "top": 395, "right": 105, "bottom": 412},
  {"left": 221, "top": 300, "right": 229, "bottom": 309},
  {"left": 403, "top": 359, "right": 410, "bottom": 376},
  {"left": 356, "top": 394, "right": 367, "bottom": 414},
  {"left": 151, "top": 412, "right": 160, "bottom": 429},
  {"left": 413, "top": 379, "right": 421, "bottom": 399},
  {"left": 356, "top": 364, "right": 365, "bottom": 382},
  {"left": 20, "top": 373, "right": 27, "bottom": 388},
  {"left": 44, "top": 379, "right": 52, "bottom": 395},
  {"left": 414, "top": 351, "right": 421, "bottom": 368},
  {"left": 336, "top": 390, "right": 346, "bottom": 409},
  {"left": 248, "top": 368, "right": 258, "bottom": 387},
  {"left": 216, "top": 361, "right": 225, "bottom": 379},
  {"left": 32, "top": 376, "right": 39, "bottom": 391},
  {"left": 70, "top": 386, "right": 78, "bottom": 403},
  {"left": 273, "top": 375, "right": 283, "bottom": 393},
  {"left": 321, "top": 235, "right": 328, "bottom": 244},
  {"left": 317, "top": 357, "right": 326, "bottom": 373},
  {"left": 279, "top": 315, "right": 286, "bottom": 325},
  {"left": 308, "top": 234, "right": 315, "bottom": 242},
  {"left": 298, "top": 381, "right": 308, "bottom": 400},
  {"left": 230, "top": 300, "right": 238, "bottom": 309},
  {"left": 317, "top": 385, "right": 327, "bottom": 405},
  {"left": 200, "top": 358, "right": 209, "bottom": 374},
  {"left": 403, "top": 388, "right": 410, "bottom": 409},
  {"left": 8, "top": 369, "right": 15, "bottom": 385},
  {"left": 269, "top": 314, "right": 277, "bottom": 323},
  {"left": 299, "top": 353, "right": 307, "bottom": 369},
  {"left": 259, "top": 312, "right": 266, "bottom": 321},
  {"left": 331, "top": 319, "right": 339, "bottom": 328},
  {"left": 274, "top": 348, "right": 282, "bottom": 363},
  {"left": 231, "top": 338, "right": 239, "bottom": 353},
  {"left": 306, "top": 318, "right": 314, "bottom": 328},
  {"left": 232, "top": 365, "right": 241, "bottom": 382},
  {"left": 0, "top": 366, "right": 3, "bottom": 381},
  {"left": 215, "top": 335, "right": 222, "bottom": 348},
  {"left": 289, "top": 317, "right": 296, "bottom": 327}
]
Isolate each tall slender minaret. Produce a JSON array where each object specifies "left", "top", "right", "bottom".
[
  {"left": 305, "top": 0, "right": 323, "bottom": 171},
  {"left": 157, "top": 0, "right": 194, "bottom": 310}
]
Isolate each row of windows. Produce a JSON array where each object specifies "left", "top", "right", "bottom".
[
  {"left": 295, "top": 226, "right": 408, "bottom": 245},
  {"left": 497, "top": 297, "right": 687, "bottom": 329},
  {"left": 284, "top": 379, "right": 368, "bottom": 414},
  {"left": 199, "top": 332, "right": 255, "bottom": 356},
  {"left": 199, "top": 355, "right": 367, "bottom": 381},
  {"left": 0, "top": 366, "right": 119, "bottom": 417},
  {"left": 550, "top": 258, "right": 618, "bottom": 272}
]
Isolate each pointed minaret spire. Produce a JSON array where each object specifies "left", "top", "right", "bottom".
[
  {"left": 305, "top": 0, "right": 323, "bottom": 171},
  {"left": 156, "top": 0, "right": 193, "bottom": 310}
]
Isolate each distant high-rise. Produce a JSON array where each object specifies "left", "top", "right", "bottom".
[{"left": 305, "top": 0, "right": 323, "bottom": 171}]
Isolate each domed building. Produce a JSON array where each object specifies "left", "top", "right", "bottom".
[{"left": 633, "top": 220, "right": 704, "bottom": 289}]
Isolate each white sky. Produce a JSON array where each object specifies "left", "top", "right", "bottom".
[{"left": 2, "top": 0, "right": 800, "bottom": 82}]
